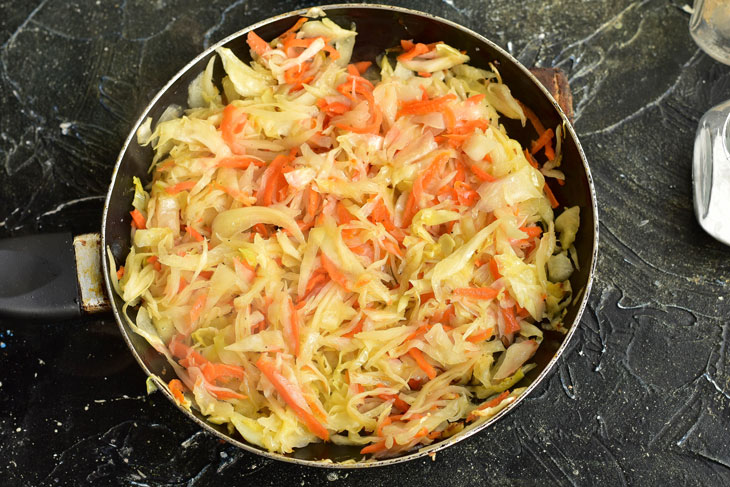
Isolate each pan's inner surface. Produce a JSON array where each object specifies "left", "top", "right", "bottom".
[{"left": 103, "top": 5, "right": 596, "bottom": 466}]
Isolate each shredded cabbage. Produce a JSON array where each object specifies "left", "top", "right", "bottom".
[{"left": 114, "top": 15, "right": 580, "bottom": 458}]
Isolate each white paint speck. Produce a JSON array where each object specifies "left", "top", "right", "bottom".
[
  {"left": 638, "top": 219, "right": 649, "bottom": 227},
  {"left": 16, "top": 427, "right": 21, "bottom": 432},
  {"left": 59, "top": 122, "right": 72, "bottom": 135}
]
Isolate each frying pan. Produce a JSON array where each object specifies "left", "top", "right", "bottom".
[{"left": 0, "top": 4, "right": 598, "bottom": 467}]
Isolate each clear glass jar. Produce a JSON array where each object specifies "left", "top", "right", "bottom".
[
  {"left": 690, "top": 0, "right": 730, "bottom": 65},
  {"left": 693, "top": 99, "right": 730, "bottom": 246}
]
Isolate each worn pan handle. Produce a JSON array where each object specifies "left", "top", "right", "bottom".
[{"left": 0, "top": 232, "right": 111, "bottom": 320}]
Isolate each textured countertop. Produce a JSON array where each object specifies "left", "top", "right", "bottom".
[{"left": 2, "top": 0, "right": 730, "bottom": 485}]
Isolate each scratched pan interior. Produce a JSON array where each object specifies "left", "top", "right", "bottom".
[{"left": 102, "top": 4, "right": 598, "bottom": 467}]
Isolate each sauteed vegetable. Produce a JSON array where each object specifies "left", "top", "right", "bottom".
[{"left": 111, "top": 14, "right": 580, "bottom": 457}]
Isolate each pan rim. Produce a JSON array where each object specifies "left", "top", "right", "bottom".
[{"left": 101, "top": 2, "right": 599, "bottom": 468}]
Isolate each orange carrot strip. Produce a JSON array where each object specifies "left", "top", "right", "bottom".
[
  {"left": 256, "top": 356, "right": 329, "bottom": 441},
  {"left": 489, "top": 258, "right": 501, "bottom": 280},
  {"left": 520, "top": 226, "right": 542, "bottom": 238},
  {"left": 360, "top": 440, "right": 387, "bottom": 454},
  {"left": 518, "top": 101, "right": 545, "bottom": 135},
  {"left": 166, "top": 181, "right": 196, "bottom": 195},
  {"left": 376, "top": 389, "right": 410, "bottom": 412},
  {"left": 502, "top": 306, "right": 521, "bottom": 334},
  {"left": 307, "top": 185, "right": 320, "bottom": 218},
  {"left": 398, "top": 93, "right": 457, "bottom": 116},
  {"left": 408, "top": 348, "right": 437, "bottom": 380},
  {"left": 209, "top": 388, "right": 247, "bottom": 400},
  {"left": 524, "top": 148, "right": 539, "bottom": 168},
  {"left": 453, "top": 287, "right": 498, "bottom": 300},
  {"left": 467, "top": 391, "right": 510, "bottom": 421},
  {"left": 466, "top": 94, "right": 485, "bottom": 104},
  {"left": 470, "top": 164, "right": 496, "bottom": 182},
  {"left": 320, "top": 253, "right": 350, "bottom": 291},
  {"left": 353, "top": 61, "right": 372, "bottom": 74},
  {"left": 220, "top": 104, "right": 248, "bottom": 155},
  {"left": 147, "top": 255, "right": 162, "bottom": 272},
  {"left": 189, "top": 293, "right": 207, "bottom": 324},
  {"left": 442, "top": 106, "right": 456, "bottom": 132},
  {"left": 543, "top": 181, "right": 559, "bottom": 209},
  {"left": 400, "top": 39, "right": 415, "bottom": 51},
  {"left": 215, "top": 156, "right": 264, "bottom": 169},
  {"left": 336, "top": 201, "right": 353, "bottom": 224},
  {"left": 343, "top": 316, "right": 365, "bottom": 338},
  {"left": 246, "top": 30, "right": 270, "bottom": 56},
  {"left": 288, "top": 297, "right": 300, "bottom": 357},
  {"left": 466, "top": 328, "right": 494, "bottom": 343},
  {"left": 129, "top": 209, "right": 146, "bottom": 229},
  {"left": 202, "top": 362, "right": 245, "bottom": 383},
  {"left": 280, "top": 17, "right": 308, "bottom": 40},
  {"left": 397, "top": 42, "right": 430, "bottom": 61},
  {"left": 531, "top": 128, "right": 555, "bottom": 155},
  {"left": 186, "top": 225, "right": 204, "bottom": 242},
  {"left": 454, "top": 181, "right": 479, "bottom": 206},
  {"left": 168, "top": 379, "right": 185, "bottom": 403},
  {"left": 156, "top": 159, "right": 175, "bottom": 172},
  {"left": 379, "top": 238, "right": 403, "bottom": 257},
  {"left": 116, "top": 266, "right": 124, "bottom": 279}
]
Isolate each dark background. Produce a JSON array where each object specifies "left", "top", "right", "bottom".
[{"left": 1, "top": 0, "right": 730, "bottom": 485}]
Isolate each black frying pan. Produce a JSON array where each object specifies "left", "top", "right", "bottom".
[{"left": 2, "top": 4, "right": 598, "bottom": 468}]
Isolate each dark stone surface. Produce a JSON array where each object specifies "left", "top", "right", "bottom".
[{"left": 1, "top": 0, "right": 729, "bottom": 485}]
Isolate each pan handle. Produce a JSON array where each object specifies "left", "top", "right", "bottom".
[{"left": 0, "top": 232, "right": 111, "bottom": 320}]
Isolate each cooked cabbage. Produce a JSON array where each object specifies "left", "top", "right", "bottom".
[{"left": 114, "top": 14, "right": 580, "bottom": 458}]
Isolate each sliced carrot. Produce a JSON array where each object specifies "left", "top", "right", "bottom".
[
  {"left": 524, "top": 148, "right": 539, "bottom": 168},
  {"left": 186, "top": 225, "right": 204, "bottom": 242},
  {"left": 288, "top": 297, "right": 300, "bottom": 357},
  {"left": 209, "top": 388, "right": 247, "bottom": 400},
  {"left": 360, "top": 440, "right": 387, "bottom": 454},
  {"left": 129, "top": 209, "right": 146, "bottom": 229},
  {"left": 343, "top": 316, "right": 365, "bottom": 338},
  {"left": 531, "top": 128, "right": 554, "bottom": 156},
  {"left": 306, "top": 185, "right": 320, "bottom": 218},
  {"left": 442, "top": 106, "right": 456, "bottom": 132},
  {"left": 376, "top": 389, "right": 410, "bottom": 412},
  {"left": 116, "top": 266, "right": 124, "bottom": 280},
  {"left": 470, "top": 164, "right": 496, "bottom": 182},
  {"left": 400, "top": 39, "right": 415, "bottom": 51},
  {"left": 156, "top": 159, "right": 175, "bottom": 172},
  {"left": 519, "top": 226, "right": 542, "bottom": 238},
  {"left": 202, "top": 362, "right": 245, "bottom": 383},
  {"left": 189, "top": 293, "right": 207, "bottom": 325},
  {"left": 466, "top": 328, "right": 494, "bottom": 343},
  {"left": 336, "top": 201, "right": 353, "bottom": 224},
  {"left": 467, "top": 391, "right": 510, "bottom": 421},
  {"left": 352, "top": 61, "right": 372, "bottom": 74},
  {"left": 502, "top": 305, "right": 521, "bottom": 334},
  {"left": 168, "top": 379, "right": 185, "bottom": 403},
  {"left": 260, "top": 155, "right": 287, "bottom": 206},
  {"left": 398, "top": 93, "right": 457, "bottom": 116},
  {"left": 408, "top": 348, "right": 437, "bottom": 380},
  {"left": 147, "top": 255, "right": 162, "bottom": 272},
  {"left": 165, "top": 181, "right": 196, "bottom": 195},
  {"left": 466, "top": 94, "right": 485, "bottom": 104},
  {"left": 320, "top": 253, "right": 350, "bottom": 291},
  {"left": 453, "top": 287, "right": 498, "bottom": 300},
  {"left": 397, "top": 42, "right": 430, "bottom": 61},
  {"left": 454, "top": 181, "right": 479, "bottom": 206},
  {"left": 279, "top": 17, "right": 308, "bottom": 41},
  {"left": 489, "top": 257, "right": 501, "bottom": 280},
  {"left": 220, "top": 104, "right": 248, "bottom": 155},
  {"left": 379, "top": 238, "right": 403, "bottom": 257},
  {"left": 255, "top": 356, "right": 329, "bottom": 441},
  {"left": 518, "top": 101, "right": 545, "bottom": 135},
  {"left": 543, "top": 181, "right": 559, "bottom": 209},
  {"left": 246, "top": 30, "right": 270, "bottom": 56},
  {"left": 214, "top": 156, "right": 264, "bottom": 169}
]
